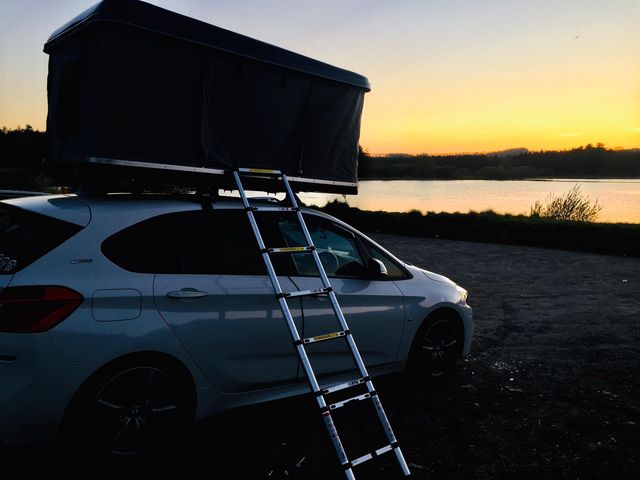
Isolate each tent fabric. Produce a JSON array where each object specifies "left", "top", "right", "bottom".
[{"left": 44, "top": 0, "right": 369, "bottom": 193}]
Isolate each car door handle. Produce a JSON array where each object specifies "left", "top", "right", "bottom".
[{"left": 166, "top": 289, "right": 208, "bottom": 299}]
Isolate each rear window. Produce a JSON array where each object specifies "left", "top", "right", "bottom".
[{"left": 0, "top": 204, "right": 83, "bottom": 274}]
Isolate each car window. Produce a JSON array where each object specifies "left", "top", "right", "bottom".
[
  {"left": 365, "top": 243, "right": 409, "bottom": 280},
  {"left": 179, "top": 211, "right": 267, "bottom": 275},
  {"left": 0, "top": 204, "right": 83, "bottom": 275},
  {"left": 278, "top": 216, "right": 366, "bottom": 278},
  {"left": 102, "top": 210, "right": 290, "bottom": 275},
  {"left": 101, "top": 211, "right": 182, "bottom": 273}
]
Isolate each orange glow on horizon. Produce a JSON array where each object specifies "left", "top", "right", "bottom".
[{"left": 358, "top": 52, "right": 639, "bottom": 154}]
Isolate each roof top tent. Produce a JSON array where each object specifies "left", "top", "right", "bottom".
[{"left": 43, "top": 0, "right": 370, "bottom": 194}]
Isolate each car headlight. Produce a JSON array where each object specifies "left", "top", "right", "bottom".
[{"left": 455, "top": 285, "right": 468, "bottom": 303}]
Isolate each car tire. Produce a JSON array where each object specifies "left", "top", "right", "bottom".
[
  {"left": 406, "top": 314, "right": 462, "bottom": 380},
  {"left": 60, "top": 357, "right": 195, "bottom": 456}
]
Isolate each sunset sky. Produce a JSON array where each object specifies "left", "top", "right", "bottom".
[{"left": 1, "top": 0, "right": 638, "bottom": 154}]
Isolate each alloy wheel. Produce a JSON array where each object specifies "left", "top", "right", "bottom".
[
  {"left": 419, "top": 319, "right": 458, "bottom": 377},
  {"left": 89, "top": 366, "right": 181, "bottom": 455}
]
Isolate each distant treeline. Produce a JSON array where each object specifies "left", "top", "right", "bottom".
[
  {"left": 358, "top": 145, "right": 640, "bottom": 180},
  {"left": 2, "top": 127, "right": 639, "bottom": 185},
  {"left": 0, "top": 125, "right": 46, "bottom": 169},
  {"left": 0, "top": 126, "right": 47, "bottom": 188}
]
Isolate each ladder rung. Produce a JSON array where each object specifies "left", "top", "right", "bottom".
[
  {"left": 251, "top": 206, "right": 298, "bottom": 212},
  {"left": 281, "top": 287, "right": 331, "bottom": 299},
  {"left": 237, "top": 167, "right": 282, "bottom": 175},
  {"left": 329, "top": 392, "right": 371, "bottom": 410},
  {"left": 350, "top": 443, "right": 396, "bottom": 467},
  {"left": 302, "top": 330, "right": 349, "bottom": 345},
  {"left": 267, "top": 246, "right": 313, "bottom": 254},
  {"left": 322, "top": 377, "right": 368, "bottom": 396}
]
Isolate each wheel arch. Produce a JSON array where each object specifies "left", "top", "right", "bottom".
[
  {"left": 414, "top": 306, "right": 465, "bottom": 358},
  {"left": 59, "top": 350, "right": 196, "bottom": 438}
]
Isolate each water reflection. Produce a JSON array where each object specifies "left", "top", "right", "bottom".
[{"left": 296, "top": 179, "right": 640, "bottom": 224}]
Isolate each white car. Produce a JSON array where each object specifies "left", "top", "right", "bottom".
[{"left": 0, "top": 193, "right": 473, "bottom": 453}]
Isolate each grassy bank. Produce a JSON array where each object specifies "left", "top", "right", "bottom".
[{"left": 319, "top": 201, "right": 640, "bottom": 257}]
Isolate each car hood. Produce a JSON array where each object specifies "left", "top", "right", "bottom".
[{"left": 418, "top": 268, "right": 457, "bottom": 286}]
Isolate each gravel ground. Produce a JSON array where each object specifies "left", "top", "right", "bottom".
[
  {"left": 365, "top": 234, "right": 640, "bottom": 480},
  {"left": 7, "top": 235, "right": 640, "bottom": 478},
  {"left": 172, "top": 235, "right": 639, "bottom": 479}
]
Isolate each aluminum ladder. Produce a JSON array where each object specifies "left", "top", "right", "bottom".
[{"left": 232, "top": 167, "right": 411, "bottom": 479}]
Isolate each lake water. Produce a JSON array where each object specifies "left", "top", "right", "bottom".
[{"left": 295, "top": 179, "right": 640, "bottom": 224}]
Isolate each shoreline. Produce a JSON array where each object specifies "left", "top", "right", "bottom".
[{"left": 358, "top": 176, "right": 640, "bottom": 182}]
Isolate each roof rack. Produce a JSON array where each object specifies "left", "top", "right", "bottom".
[{"left": 56, "top": 158, "right": 357, "bottom": 195}]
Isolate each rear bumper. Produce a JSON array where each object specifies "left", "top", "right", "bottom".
[{"left": 0, "top": 333, "right": 95, "bottom": 445}]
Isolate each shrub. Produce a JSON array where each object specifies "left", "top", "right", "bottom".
[
  {"left": 529, "top": 185, "right": 603, "bottom": 222},
  {"left": 319, "top": 201, "right": 640, "bottom": 257}
]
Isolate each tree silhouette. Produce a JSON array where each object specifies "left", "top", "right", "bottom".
[
  {"left": 357, "top": 144, "right": 640, "bottom": 180},
  {"left": 0, "top": 126, "right": 47, "bottom": 188}
]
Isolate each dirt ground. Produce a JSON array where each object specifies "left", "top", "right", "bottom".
[
  {"left": 7, "top": 235, "right": 640, "bottom": 478},
  {"left": 364, "top": 234, "right": 640, "bottom": 480},
  {"left": 162, "top": 235, "right": 639, "bottom": 479}
]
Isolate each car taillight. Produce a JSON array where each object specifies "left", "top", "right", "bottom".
[{"left": 0, "top": 286, "right": 83, "bottom": 333}]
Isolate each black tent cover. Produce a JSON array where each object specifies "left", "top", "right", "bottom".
[{"left": 44, "top": 0, "right": 370, "bottom": 193}]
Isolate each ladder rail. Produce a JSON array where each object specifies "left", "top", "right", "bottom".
[
  {"left": 234, "top": 169, "right": 410, "bottom": 478},
  {"left": 283, "top": 173, "right": 410, "bottom": 476},
  {"left": 284, "top": 175, "right": 377, "bottom": 381},
  {"left": 232, "top": 170, "right": 356, "bottom": 478}
]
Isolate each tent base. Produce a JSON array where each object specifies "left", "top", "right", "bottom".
[{"left": 46, "top": 157, "right": 358, "bottom": 195}]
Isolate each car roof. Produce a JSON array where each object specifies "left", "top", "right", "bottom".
[
  {"left": 2, "top": 192, "right": 336, "bottom": 225},
  {"left": 2, "top": 192, "right": 407, "bottom": 266},
  {"left": 1, "top": 194, "right": 91, "bottom": 226}
]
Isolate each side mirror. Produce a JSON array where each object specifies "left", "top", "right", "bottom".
[{"left": 367, "top": 258, "right": 388, "bottom": 278}]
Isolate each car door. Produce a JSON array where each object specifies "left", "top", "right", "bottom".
[
  {"left": 114, "top": 208, "right": 303, "bottom": 393},
  {"left": 278, "top": 214, "right": 405, "bottom": 378}
]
